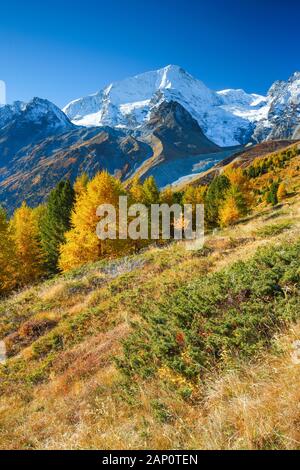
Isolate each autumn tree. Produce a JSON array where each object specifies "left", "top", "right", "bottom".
[
  {"left": 277, "top": 182, "right": 287, "bottom": 201},
  {"left": 74, "top": 172, "right": 89, "bottom": 197},
  {"left": 224, "top": 165, "right": 253, "bottom": 207},
  {"left": 129, "top": 176, "right": 145, "bottom": 204},
  {"left": 10, "top": 202, "right": 45, "bottom": 285},
  {"left": 266, "top": 181, "right": 279, "bottom": 206},
  {"left": 59, "top": 171, "right": 125, "bottom": 272},
  {"left": 0, "top": 206, "right": 16, "bottom": 294},
  {"left": 142, "top": 176, "right": 160, "bottom": 206},
  {"left": 182, "top": 185, "right": 207, "bottom": 206},
  {"left": 219, "top": 185, "right": 248, "bottom": 227},
  {"left": 160, "top": 186, "right": 175, "bottom": 206}
]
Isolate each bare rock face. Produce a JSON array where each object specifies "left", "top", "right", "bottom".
[{"left": 141, "top": 100, "right": 220, "bottom": 157}]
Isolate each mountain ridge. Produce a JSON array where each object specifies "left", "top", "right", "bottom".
[
  {"left": 0, "top": 100, "right": 225, "bottom": 211},
  {"left": 63, "top": 64, "right": 300, "bottom": 146},
  {"left": 0, "top": 65, "right": 299, "bottom": 211},
  {"left": 0, "top": 98, "right": 74, "bottom": 166}
]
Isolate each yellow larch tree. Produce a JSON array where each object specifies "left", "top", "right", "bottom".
[
  {"left": 160, "top": 186, "right": 175, "bottom": 205},
  {"left": 59, "top": 171, "right": 126, "bottom": 272},
  {"left": 219, "top": 185, "right": 248, "bottom": 228},
  {"left": 0, "top": 206, "right": 17, "bottom": 293},
  {"left": 74, "top": 172, "right": 89, "bottom": 198},
  {"left": 182, "top": 185, "right": 207, "bottom": 205},
  {"left": 219, "top": 195, "right": 240, "bottom": 227},
  {"left": 224, "top": 165, "right": 254, "bottom": 207},
  {"left": 277, "top": 182, "right": 287, "bottom": 201},
  {"left": 10, "top": 202, "right": 45, "bottom": 285},
  {"left": 129, "top": 176, "right": 145, "bottom": 204}
]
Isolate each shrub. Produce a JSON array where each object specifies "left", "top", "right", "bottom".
[
  {"left": 118, "top": 239, "right": 300, "bottom": 386},
  {"left": 256, "top": 221, "right": 293, "bottom": 238}
]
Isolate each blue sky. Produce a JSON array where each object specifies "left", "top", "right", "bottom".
[{"left": 1, "top": 0, "right": 299, "bottom": 107}]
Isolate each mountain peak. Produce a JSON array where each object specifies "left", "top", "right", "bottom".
[
  {"left": 147, "top": 100, "right": 200, "bottom": 130},
  {"left": 253, "top": 70, "right": 300, "bottom": 142},
  {"left": 160, "top": 64, "right": 187, "bottom": 75},
  {"left": 61, "top": 65, "right": 299, "bottom": 146},
  {"left": 290, "top": 71, "right": 300, "bottom": 80},
  {"left": 0, "top": 96, "right": 74, "bottom": 165},
  {"left": 143, "top": 100, "right": 220, "bottom": 158},
  {"left": 1, "top": 97, "right": 73, "bottom": 130}
]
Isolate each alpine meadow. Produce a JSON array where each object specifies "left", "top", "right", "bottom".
[{"left": 1, "top": 0, "right": 300, "bottom": 455}]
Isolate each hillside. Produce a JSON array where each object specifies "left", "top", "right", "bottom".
[
  {"left": 0, "top": 126, "right": 152, "bottom": 212},
  {"left": 0, "top": 143, "right": 300, "bottom": 449},
  {"left": 0, "top": 100, "right": 232, "bottom": 213},
  {"left": 173, "top": 140, "right": 300, "bottom": 190},
  {"left": 1, "top": 65, "right": 300, "bottom": 213}
]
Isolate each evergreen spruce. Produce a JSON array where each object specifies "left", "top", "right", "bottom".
[
  {"left": 266, "top": 181, "right": 279, "bottom": 206},
  {"left": 205, "top": 174, "right": 231, "bottom": 226},
  {"left": 40, "top": 180, "right": 75, "bottom": 274}
]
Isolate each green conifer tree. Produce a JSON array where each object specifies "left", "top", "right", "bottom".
[
  {"left": 142, "top": 176, "right": 160, "bottom": 206},
  {"left": 205, "top": 174, "right": 231, "bottom": 226},
  {"left": 40, "top": 180, "right": 75, "bottom": 274},
  {"left": 266, "top": 181, "right": 279, "bottom": 206}
]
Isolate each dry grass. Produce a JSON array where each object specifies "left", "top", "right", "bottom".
[
  {"left": 1, "top": 322, "right": 299, "bottom": 450},
  {"left": 0, "top": 197, "right": 300, "bottom": 450}
]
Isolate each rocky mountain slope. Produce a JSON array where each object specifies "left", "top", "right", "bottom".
[
  {"left": 253, "top": 72, "right": 300, "bottom": 142},
  {"left": 130, "top": 101, "right": 236, "bottom": 187},
  {"left": 0, "top": 100, "right": 227, "bottom": 211},
  {"left": 0, "top": 126, "right": 152, "bottom": 211},
  {"left": 0, "top": 98, "right": 74, "bottom": 166}
]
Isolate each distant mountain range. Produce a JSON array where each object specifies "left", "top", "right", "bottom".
[
  {"left": 63, "top": 65, "right": 300, "bottom": 146},
  {"left": 0, "top": 65, "right": 299, "bottom": 211}
]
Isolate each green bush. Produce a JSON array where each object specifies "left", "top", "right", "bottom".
[
  {"left": 118, "top": 239, "right": 300, "bottom": 384},
  {"left": 256, "top": 221, "right": 293, "bottom": 237}
]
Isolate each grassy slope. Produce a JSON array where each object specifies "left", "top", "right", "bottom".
[
  {"left": 0, "top": 150, "right": 300, "bottom": 449},
  {"left": 173, "top": 140, "right": 300, "bottom": 191}
]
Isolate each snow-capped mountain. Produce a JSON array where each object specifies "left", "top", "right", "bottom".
[
  {"left": 0, "top": 66, "right": 299, "bottom": 212},
  {"left": 63, "top": 65, "right": 267, "bottom": 147},
  {"left": 0, "top": 97, "right": 73, "bottom": 132},
  {"left": 0, "top": 98, "right": 74, "bottom": 165},
  {"left": 253, "top": 72, "right": 300, "bottom": 142}
]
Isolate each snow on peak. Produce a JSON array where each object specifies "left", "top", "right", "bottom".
[
  {"left": 0, "top": 97, "right": 73, "bottom": 131},
  {"left": 26, "top": 98, "right": 74, "bottom": 127},
  {"left": 63, "top": 65, "right": 262, "bottom": 146},
  {"left": 217, "top": 88, "right": 265, "bottom": 107},
  {"left": 290, "top": 71, "right": 300, "bottom": 82},
  {"left": 63, "top": 64, "right": 216, "bottom": 125},
  {"left": 62, "top": 66, "right": 300, "bottom": 146},
  {"left": 253, "top": 71, "right": 300, "bottom": 142}
]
